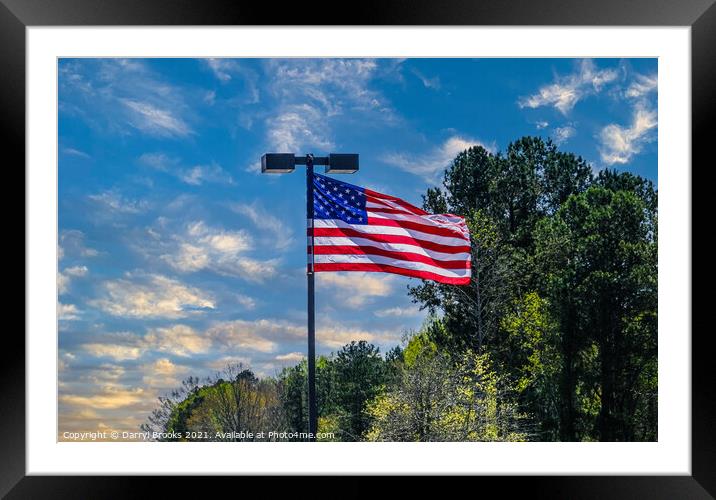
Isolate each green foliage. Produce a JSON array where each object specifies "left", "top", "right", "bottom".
[
  {"left": 500, "top": 292, "right": 559, "bottom": 392},
  {"left": 275, "top": 342, "right": 392, "bottom": 441},
  {"left": 410, "top": 136, "right": 657, "bottom": 442},
  {"left": 533, "top": 182, "right": 657, "bottom": 440},
  {"left": 317, "top": 414, "right": 343, "bottom": 442},
  {"left": 277, "top": 360, "right": 308, "bottom": 436},
  {"left": 164, "top": 385, "right": 212, "bottom": 440},
  {"left": 411, "top": 137, "right": 592, "bottom": 357},
  {"left": 498, "top": 292, "right": 562, "bottom": 440},
  {"left": 403, "top": 327, "right": 438, "bottom": 367},
  {"left": 277, "top": 355, "right": 339, "bottom": 438},
  {"left": 332, "top": 340, "right": 390, "bottom": 440},
  {"left": 161, "top": 367, "right": 286, "bottom": 441},
  {"left": 366, "top": 339, "right": 532, "bottom": 442}
]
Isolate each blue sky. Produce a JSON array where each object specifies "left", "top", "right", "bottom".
[{"left": 57, "top": 57, "right": 657, "bottom": 437}]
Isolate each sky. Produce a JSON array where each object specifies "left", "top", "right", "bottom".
[{"left": 57, "top": 57, "right": 657, "bottom": 438}]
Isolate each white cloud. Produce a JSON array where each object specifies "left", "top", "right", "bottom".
[
  {"left": 64, "top": 265, "right": 88, "bottom": 277},
  {"left": 624, "top": 73, "right": 657, "bottom": 99},
  {"left": 62, "top": 147, "right": 90, "bottom": 158},
  {"left": 263, "top": 59, "right": 394, "bottom": 153},
  {"left": 144, "top": 324, "right": 212, "bottom": 357},
  {"left": 317, "top": 272, "right": 393, "bottom": 308},
  {"left": 139, "top": 153, "right": 233, "bottom": 186},
  {"left": 83, "top": 343, "right": 143, "bottom": 361},
  {"left": 58, "top": 302, "right": 81, "bottom": 320},
  {"left": 84, "top": 364, "right": 127, "bottom": 384},
  {"left": 317, "top": 323, "right": 400, "bottom": 349},
  {"left": 141, "top": 358, "right": 189, "bottom": 388},
  {"left": 270, "top": 59, "right": 380, "bottom": 107},
  {"left": 231, "top": 202, "right": 294, "bottom": 250},
  {"left": 59, "top": 230, "right": 98, "bottom": 259},
  {"left": 60, "top": 386, "right": 145, "bottom": 410},
  {"left": 81, "top": 331, "right": 145, "bottom": 360},
  {"left": 179, "top": 164, "right": 234, "bottom": 186},
  {"left": 82, "top": 325, "right": 210, "bottom": 360},
  {"left": 553, "top": 125, "right": 576, "bottom": 145},
  {"left": 59, "top": 59, "right": 195, "bottom": 139},
  {"left": 120, "top": 98, "right": 193, "bottom": 137},
  {"left": 412, "top": 68, "right": 441, "bottom": 90},
  {"left": 384, "top": 135, "right": 493, "bottom": 182},
  {"left": 207, "top": 319, "right": 302, "bottom": 353},
  {"left": 59, "top": 60, "right": 94, "bottom": 94},
  {"left": 598, "top": 104, "right": 657, "bottom": 165},
  {"left": 58, "top": 352, "right": 72, "bottom": 373},
  {"left": 236, "top": 294, "right": 257, "bottom": 310},
  {"left": 90, "top": 273, "right": 215, "bottom": 319},
  {"left": 535, "top": 121, "right": 549, "bottom": 130},
  {"left": 189, "top": 220, "right": 251, "bottom": 253},
  {"left": 204, "top": 59, "right": 260, "bottom": 104},
  {"left": 138, "top": 152, "right": 178, "bottom": 171},
  {"left": 157, "top": 220, "right": 278, "bottom": 282},
  {"left": 205, "top": 316, "right": 399, "bottom": 353},
  {"left": 164, "top": 195, "right": 196, "bottom": 213},
  {"left": 267, "top": 103, "right": 334, "bottom": 152},
  {"left": 519, "top": 59, "right": 619, "bottom": 114},
  {"left": 57, "top": 272, "right": 70, "bottom": 295},
  {"left": 58, "top": 265, "right": 88, "bottom": 295},
  {"left": 205, "top": 58, "right": 240, "bottom": 82},
  {"left": 84, "top": 325, "right": 210, "bottom": 364},
  {"left": 275, "top": 352, "right": 305, "bottom": 362},
  {"left": 374, "top": 306, "right": 421, "bottom": 318},
  {"left": 88, "top": 190, "right": 148, "bottom": 214},
  {"left": 164, "top": 243, "right": 210, "bottom": 273}
]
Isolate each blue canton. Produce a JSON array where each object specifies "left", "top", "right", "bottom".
[{"left": 312, "top": 173, "right": 368, "bottom": 224}]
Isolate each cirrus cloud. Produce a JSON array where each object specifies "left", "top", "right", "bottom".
[
  {"left": 157, "top": 220, "right": 279, "bottom": 282},
  {"left": 624, "top": 73, "right": 657, "bottom": 99},
  {"left": 598, "top": 103, "right": 657, "bottom": 165},
  {"left": 60, "top": 59, "right": 196, "bottom": 139},
  {"left": 384, "top": 135, "right": 494, "bottom": 182},
  {"left": 518, "top": 59, "right": 619, "bottom": 114},
  {"left": 89, "top": 273, "right": 215, "bottom": 319}
]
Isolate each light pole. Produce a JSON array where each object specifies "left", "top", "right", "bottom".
[{"left": 261, "top": 152, "right": 359, "bottom": 441}]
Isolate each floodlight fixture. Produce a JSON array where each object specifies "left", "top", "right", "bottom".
[
  {"left": 261, "top": 153, "right": 296, "bottom": 173},
  {"left": 326, "top": 153, "right": 359, "bottom": 174}
]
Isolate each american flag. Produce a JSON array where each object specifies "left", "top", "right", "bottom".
[{"left": 309, "top": 173, "right": 472, "bottom": 285}]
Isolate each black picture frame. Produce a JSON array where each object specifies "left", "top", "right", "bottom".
[{"left": 6, "top": 0, "right": 712, "bottom": 496}]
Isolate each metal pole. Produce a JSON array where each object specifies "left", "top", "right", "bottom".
[{"left": 306, "top": 154, "right": 318, "bottom": 441}]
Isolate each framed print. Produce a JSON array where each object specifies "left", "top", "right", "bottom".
[{"left": 6, "top": 0, "right": 713, "bottom": 495}]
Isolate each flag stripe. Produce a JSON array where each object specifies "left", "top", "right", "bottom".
[
  {"left": 314, "top": 236, "right": 471, "bottom": 260},
  {"left": 366, "top": 207, "right": 421, "bottom": 216},
  {"left": 314, "top": 244, "right": 471, "bottom": 269},
  {"left": 313, "top": 219, "right": 469, "bottom": 247},
  {"left": 313, "top": 254, "right": 471, "bottom": 279},
  {"left": 365, "top": 188, "right": 429, "bottom": 215},
  {"left": 365, "top": 195, "right": 427, "bottom": 216},
  {"left": 311, "top": 227, "right": 471, "bottom": 254},
  {"left": 368, "top": 210, "right": 469, "bottom": 233},
  {"left": 367, "top": 215, "right": 469, "bottom": 240},
  {"left": 313, "top": 263, "right": 471, "bottom": 285}
]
